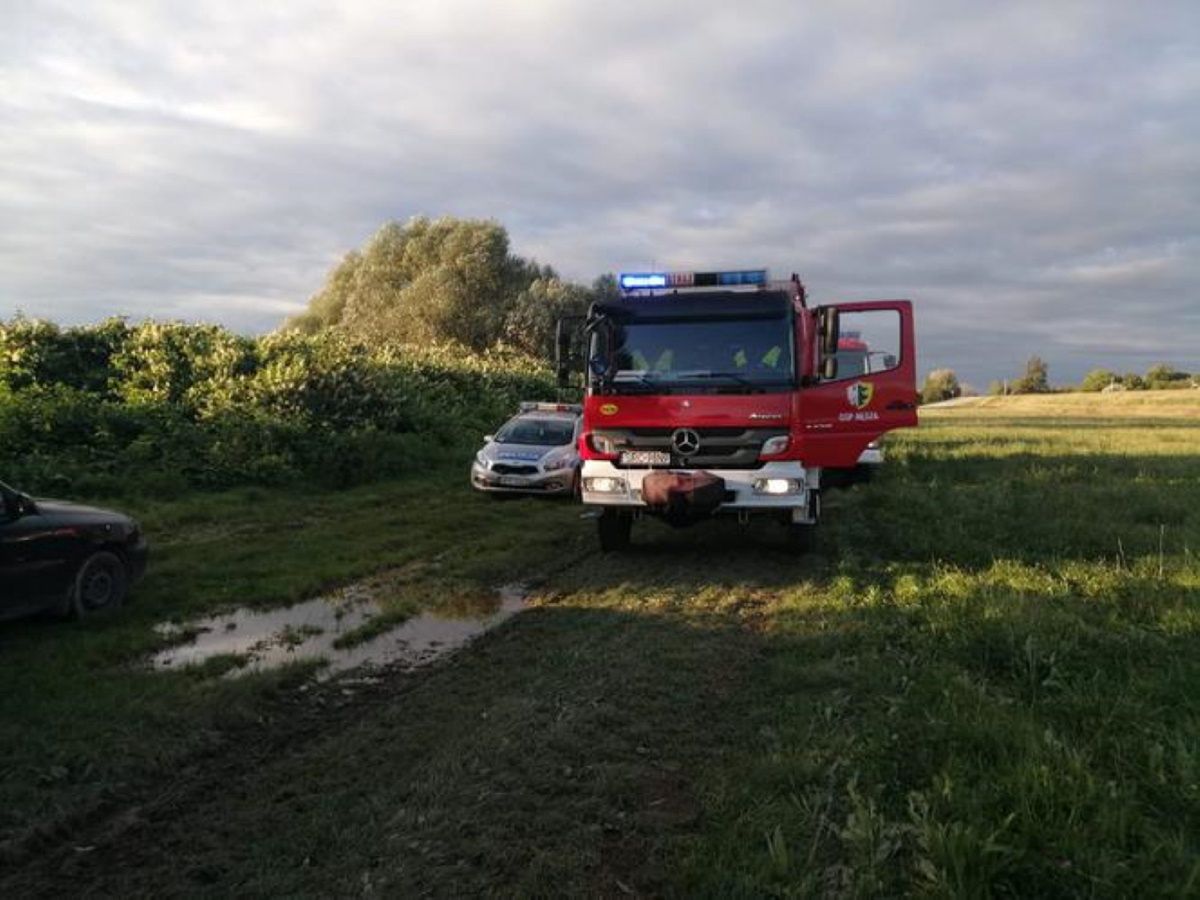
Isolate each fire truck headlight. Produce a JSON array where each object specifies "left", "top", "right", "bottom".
[
  {"left": 760, "top": 435, "right": 790, "bottom": 456},
  {"left": 752, "top": 478, "right": 802, "bottom": 495},
  {"left": 584, "top": 476, "right": 627, "bottom": 494}
]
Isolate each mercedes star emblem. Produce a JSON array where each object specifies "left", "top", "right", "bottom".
[{"left": 671, "top": 428, "right": 701, "bottom": 456}]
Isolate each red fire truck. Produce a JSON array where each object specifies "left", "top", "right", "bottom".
[{"left": 555, "top": 269, "right": 917, "bottom": 550}]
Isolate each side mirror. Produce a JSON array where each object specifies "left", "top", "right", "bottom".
[
  {"left": 483, "top": 434, "right": 494, "bottom": 443},
  {"left": 818, "top": 307, "right": 840, "bottom": 380},
  {"left": 1, "top": 491, "right": 29, "bottom": 520},
  {"left": 819, "top": 307, "right": 840, "bottom": 357}
]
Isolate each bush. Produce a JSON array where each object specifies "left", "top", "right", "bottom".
[
  {"left": 1079, "top": 369, "right": 1117, "bottom": 392},
  {"left": 921, "top": 369, "right": 961, "bottom": 405},
  {"left": 0, "top": 318, "right": 556, "bottom": 496}
]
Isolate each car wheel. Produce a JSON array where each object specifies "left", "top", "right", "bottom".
[{"left": 72, "top": 551, "right": 128, "bottom": 617}]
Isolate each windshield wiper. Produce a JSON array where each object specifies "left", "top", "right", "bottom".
[
  {"left": 677, "top": 371, "right": 759, "bottom": 388},
  {"left": 610, "top": 372, "right": 659, "bottom": 392}
]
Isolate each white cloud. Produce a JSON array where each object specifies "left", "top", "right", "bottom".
[{"left": 0, "top": 0, "right": 1197, "bottom": 382}]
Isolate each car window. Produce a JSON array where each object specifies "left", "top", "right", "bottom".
[{"left": 495, "top": 417, "right": 576, "bottom": 446}]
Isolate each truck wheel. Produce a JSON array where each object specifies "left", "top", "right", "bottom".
[
  {"left": 597, "top": 509, "right": 632, "bottom": 551},
  {"left": 72, "top": 551, "right": 128, "bottom": 617},
  {"left": 786, "top": 490, "right": 820, "bottom": 552},
  {"left": 786, "top": 523, "right": 817, "bottom": 552}
]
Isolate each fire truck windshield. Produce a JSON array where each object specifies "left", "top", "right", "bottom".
[{"left": 594, "top": 317, "right": 794, "bottom": 394}]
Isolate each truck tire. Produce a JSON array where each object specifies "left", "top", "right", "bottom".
[
  {"left": 786, "top": 522, "right": 817, "bottom": 552},
  {"left": 786, "top": 490, "right": 820, "bottom": 552},
  {"left": 597, "top": 509, "right": 632, "bottom": 551}
]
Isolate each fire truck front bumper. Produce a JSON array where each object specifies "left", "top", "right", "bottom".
[{"left": 580, "top": 460, "right": 819, "bottom": 520}]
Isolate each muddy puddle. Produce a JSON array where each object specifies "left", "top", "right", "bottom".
[{"left": 151, "top": 582, "right": 527, "bottom": 678}]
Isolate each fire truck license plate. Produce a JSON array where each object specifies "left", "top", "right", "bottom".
[{"left": 620, "top": 450, "right": 670, "bottom": 466}]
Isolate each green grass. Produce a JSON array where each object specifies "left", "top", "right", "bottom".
[
  {"left": 0, "top": 471, "right": 586, "bottom": 852},
  {"left": 2, "top": 407, "right": 1198, "bottom": 896}
]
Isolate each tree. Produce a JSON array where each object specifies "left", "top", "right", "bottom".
[
  {"left": 283, "top": 216, "right": 559, "bottom": 352},
  {"left": 1079, "top": 368, "right": 1117, "bottom": 392},
  {"left": 590, "top": 273, "right": 621, "bottom": 305},
  {"left": 1145, "top": 363, "right": 1190, "bottom": 389},
  {"left": 920, "top": 368, "right": 962, "bottom": 404},
  {"left": 285, "top": 250, "right": 362, "bottom": 334},
  {"left": 502, "top": 277, "right": 591, "bottom": 360},
  {"left": 1011, "top": 355, "right": 1050, "bottom": 394}
]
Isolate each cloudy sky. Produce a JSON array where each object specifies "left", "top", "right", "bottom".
[{"left": 2, "top": 1, "right": 1197, "bottom": 384}]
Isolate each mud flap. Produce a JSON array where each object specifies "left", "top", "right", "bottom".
[{"left": 642, "top": 470, "right": 726, "bottom": 525}]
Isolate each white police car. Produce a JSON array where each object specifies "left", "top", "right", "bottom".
[{"left": 470, "top": 403, "right": 582, "bottom": 497}]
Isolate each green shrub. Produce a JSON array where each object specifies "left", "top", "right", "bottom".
[{"left": 0, "top": 318, "right": 556, "bottom": 496}]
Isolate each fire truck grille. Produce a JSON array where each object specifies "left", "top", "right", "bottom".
[{"left": 595, "top": 428, "right": 787, "bottom": 469}]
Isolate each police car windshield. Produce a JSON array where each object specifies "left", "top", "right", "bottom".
[
  {"left": 603, "top": 317, "right": 792, "bottom": 392},
  {"left": 495, "top": 417, "right": 575, "bottom": 446}
]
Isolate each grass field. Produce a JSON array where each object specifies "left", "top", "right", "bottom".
[
  {"left": 2, "top": 393, "right": 1198, "bottom": 896},
  {"left": 926, "top": 388, "right": 1200, "bottom": 419}
]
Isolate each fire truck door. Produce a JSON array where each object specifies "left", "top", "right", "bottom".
[{"left": 799, "top": 300, "right": 917, "bottom": 468}]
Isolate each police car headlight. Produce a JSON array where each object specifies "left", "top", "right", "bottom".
[
  {"left": 752, "top": 478, "right": 803, "bottom": 495},
  {"left": 474, "top": 453, "right": 491, "bottom": 470},
  {"left": 584, "top": 476, "right": 627, "bottom": 494},
  {"left": 543, "top": 456, "right": 574, "bottom": 472},
  {"left": 760, "top": 435, "right": 790, "bottom": 456}
]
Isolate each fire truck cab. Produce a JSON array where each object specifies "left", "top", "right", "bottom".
[{"left": 556, "top": 269, "right": 917, "bottom": 550}]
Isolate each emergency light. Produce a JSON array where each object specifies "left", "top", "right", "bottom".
[
  {"left": 618, "top": 273, "right": 668, "bottom": 289},
  {"left": 518, "top": 402, "right": 582, "bottom": 413},
  {"left": 618, "top": 269, "right": 768, "bottom": 291}
]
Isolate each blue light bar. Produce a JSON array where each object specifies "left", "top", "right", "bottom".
[
  {"left": 712, "top": 269, "right": 768, "bottom": 286},
  {"left": 619, "top": 273, "right": 668, "bottom": 289},
  {"left": 618, "top": 269, "right": 768, "bottom": 291}
]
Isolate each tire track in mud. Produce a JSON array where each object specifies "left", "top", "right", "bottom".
[{"left": 0, "top": 550, "right": 602, "bottom": 894}]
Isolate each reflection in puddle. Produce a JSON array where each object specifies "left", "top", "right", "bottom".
[{"left": 152, "top": 583, "right": 527, "bottom": 678}]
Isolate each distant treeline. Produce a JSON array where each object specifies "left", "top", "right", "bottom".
[
  {"left": 923, "top": 357, "right": 1196, "bottom": 404},
  {"left": 0, "top": 317, "right": 553, "bottom": 496}
]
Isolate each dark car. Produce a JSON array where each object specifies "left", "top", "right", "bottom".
[{"left": 0, "top": 480, "right": 148, "bottom": 621}]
